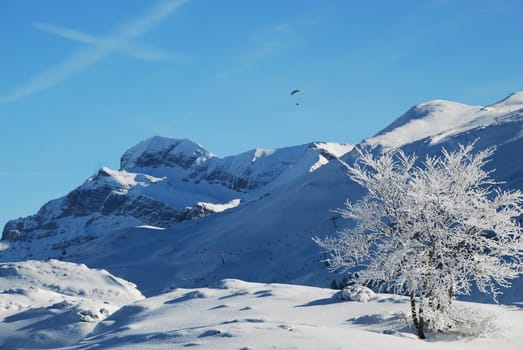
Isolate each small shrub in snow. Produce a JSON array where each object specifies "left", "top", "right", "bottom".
[
  {"left": 78, "top": 309, "right": 99, "bottom": 323},
  {"left": 337, "top": 285, "right": 376, "bottom": 302},
  {"left": 78, "top": 306, "right": 114, "bottom": 323},
  {"left": 425, "top": 305, "right": 498, "bottom": 338}
]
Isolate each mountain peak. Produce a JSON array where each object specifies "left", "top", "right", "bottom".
[
  {"left": 365, "top": 92, "right": 523, "bottom": 149},
  {"left": 490, "top": 91, "right": 523, "bottom": 107},
  {"left": 120, "top": 136, "right": 215, "bottom": 170},
  {"left": 376, "top": 99, "right": 472, "bottom": 136},
  {"left": 365, "top": 99, "right": 476, "bottom": 149}
]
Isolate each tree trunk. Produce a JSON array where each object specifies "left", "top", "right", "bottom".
[
  {"left": 410, "top": 292, "right": 419, "bottom": 330},
  {"left": 418, "top": 306, "right": 426, "bottom": 339}
]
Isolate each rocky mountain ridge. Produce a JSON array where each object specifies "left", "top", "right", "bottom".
[{"left": 1, "top": 138, "right": 353, "bottom": 250}]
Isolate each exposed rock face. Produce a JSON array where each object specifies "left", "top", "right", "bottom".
[
  {"left": 1, "top": 174, "right": 217, "bottom": 242},
  {"left": 188, "top": 142, "right": 352, "bottom": 192},
  {"left": 2, "top": 208, "right": 59, "bottom": 242},
  {"left": 198, "top": 166, "right": 264, "bottom": 192},
  {"left": 114, "top": 195, "right": 189, "bottom": 228},
  {"left": 61, "top": 186, "right": 114, "bottom": 217},
  {"left": 2, "top": 230, "right": 21, "bottom": 241}
]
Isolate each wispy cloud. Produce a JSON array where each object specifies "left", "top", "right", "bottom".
[
  {"left": 33, "top": 22, "right": 171, "bottom": 62},
  {"left": 0, "top": 0, "right": 188, "bottom": 105}
]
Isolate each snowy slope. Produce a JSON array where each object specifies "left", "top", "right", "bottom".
[
  {"left": 365, "top": 91, "right": 523, "bottom": 150},
  {"left": 1, "top": 269, "right": 521, "bottom": 349},
  {"left": 73, "top": 280, "right": 522, "bottom": 350},
  {"left": 0, "top": 259, "right": 144, "bottom": 349}
]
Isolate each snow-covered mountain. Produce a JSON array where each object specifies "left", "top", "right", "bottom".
[
  {"left": 1, "top": 92, "right": 523, "bottom": 301},
  {"left": 1, "top": 92, "right": 523, "bottom": 348},
  {"left": 1, "top": 137, "right": 353, "bottom": 260},
  {"left": 363, "top": 92, "right": 523, "bottom": 192},
  {"left": 366, "top": 91, "right": 523, "bottom": 150}
]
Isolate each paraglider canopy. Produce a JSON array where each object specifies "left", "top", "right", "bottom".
[{"left": 291, "top": 89, "right": 304, "bottom": 106}]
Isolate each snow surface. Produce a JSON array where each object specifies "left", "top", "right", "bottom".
[
  {"left": 0, "top": 263, "right": 521, "bottom": 349},
  {"left": 197, "top": 198, "right": 241, "bottom": 213},
  {"left": 0, "top": 260, "right": 144, "bottom": 348},
  {"left": 84, "top": 167, "right": 163, "bottom": 193},
  {"left": 75, "top": 279, "right": 523, "bottom": 349}
]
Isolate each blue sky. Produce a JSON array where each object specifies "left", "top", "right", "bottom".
[{"left": 0, "top": 0, "right": 522, "bottom": 227}]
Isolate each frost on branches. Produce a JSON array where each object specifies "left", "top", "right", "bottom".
[{"left": 314, "top": 143, "right": 523, "bottom": 339}]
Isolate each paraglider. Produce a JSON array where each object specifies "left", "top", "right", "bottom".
[{"left": 290, "top": 89, "right": 304, "bottom": 106}]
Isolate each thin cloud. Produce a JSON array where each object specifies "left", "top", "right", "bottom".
[
  {"left": 33, "top": 22, "right": 171, "bottom": 62},
  {"left": 0, "top": 0, "right": 188, "bottom": 105}
]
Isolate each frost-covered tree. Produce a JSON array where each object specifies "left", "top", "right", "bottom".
[{"left": 315, "top": 143, "right": 523, "bottom": 339}]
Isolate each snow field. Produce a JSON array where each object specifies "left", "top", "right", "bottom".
[
  {"left": 2, "top": 261, "right": 521, "bottom": 349},
  {"left": 0, "top": 260, "right": 144, "bottom": 348},
  {"left": 69, "top": 279, "right": 523, "bottom": 349}
]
